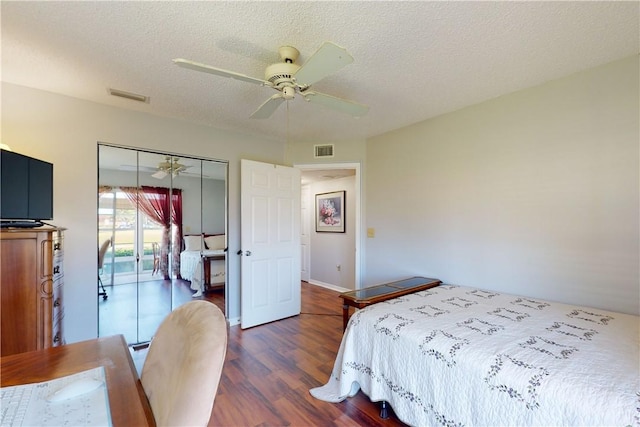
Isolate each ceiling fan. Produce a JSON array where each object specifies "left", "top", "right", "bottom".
[
  {"left": 151, "top": 156, "right": 190, "bottom": 179},
  {"left": 173, "top": 41, "right": 368, "bottom": 119}
]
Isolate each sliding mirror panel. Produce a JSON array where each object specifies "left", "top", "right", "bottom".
[
  {"left": 98, "top": 144, "right": 228, "bottom": 345},
  {"left": 98, "top": 145, "right": 147, "bottom": 343},
  {"left": 135, "top": 150, "right": 176, "bottom": 343},
  {"left": 176, "top": 158, "right": 228, "bottom": 300}
]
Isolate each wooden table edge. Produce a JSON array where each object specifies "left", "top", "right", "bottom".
[
  {"left": 0, "top": 334, "right": 156, "bottom": 426},
  {"left": 340, "top": 278, "right": 441, "bottom": 330}
]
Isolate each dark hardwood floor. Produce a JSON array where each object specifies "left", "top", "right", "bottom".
[{"left": 131, "top": 282, "right": 407, "bottom": 426}]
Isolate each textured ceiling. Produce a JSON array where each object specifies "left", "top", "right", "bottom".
[{"left": 2, "top": 1, "right": 638, "bottom": 143}]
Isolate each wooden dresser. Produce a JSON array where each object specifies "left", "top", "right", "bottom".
[{"left": 0, "top": 226, "right": 65, "bottom": 356}]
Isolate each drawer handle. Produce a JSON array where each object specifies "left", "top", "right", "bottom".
[
  {"left": 54, "top": 298, "right": 61, "bottom": 307},
  {"left": 53, "top": 334, "right": 61, "bottom": 343},
  {"left": 53, "top": 266, "right": 60, "bottom": 274}
]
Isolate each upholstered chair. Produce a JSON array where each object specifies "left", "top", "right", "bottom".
[
  {"left": 97, "top": 238, "right": 111, "bottom": 300},
  {"left": 141, "top": 300, "right": 227, "bottom": 426}
]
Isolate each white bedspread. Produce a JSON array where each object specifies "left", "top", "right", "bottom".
[
  {"left": 179, "top": 249, "right": 225, "bottom": 296},
  {"left": 310, "top": 285, "right": 639, "bottom": 426}
]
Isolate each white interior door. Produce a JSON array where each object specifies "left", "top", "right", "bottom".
[
  {"left": 300, "top": 184, "right": 310, "bottom": 282},
  {"left": 240, "top": 159, "right": 301, "bottom": 329}
]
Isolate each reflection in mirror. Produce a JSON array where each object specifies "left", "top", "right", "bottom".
[{"left": 98, "top": 144, "right": 228, "bottom": 345}]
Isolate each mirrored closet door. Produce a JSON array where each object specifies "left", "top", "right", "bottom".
[{"left": 98, "top": 144, "right": 227, "bottom": 345}]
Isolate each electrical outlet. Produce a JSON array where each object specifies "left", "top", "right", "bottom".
[
  {"left": 336, "top": 265, "right": 341, "bottom": 271},
  {"left": 367, "top": 228, "right": 375, "bottom": 238}
]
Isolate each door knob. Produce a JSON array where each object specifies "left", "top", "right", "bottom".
[{"left": 245, "top": 250, "right": 252, "bottom": 256}]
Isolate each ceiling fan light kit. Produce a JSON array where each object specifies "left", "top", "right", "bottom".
[
  {"left": 173, "top": 41, "right": 368, "bottom": 119},
  {"left": 152, "top": 156, "right": 189, "bottom": 179}
]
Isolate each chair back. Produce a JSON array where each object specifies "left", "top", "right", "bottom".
[
  {"left": 98, "top": 238, "right": 111, "bottom": 269},
  {"left": 151, "top": 242, "right": 160, "bottom": 275},
  {"left": 141, "top": 300, "right": 227, "bottom": 426}
]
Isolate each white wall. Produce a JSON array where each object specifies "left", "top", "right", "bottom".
[
  {"left": 365, "top": 55, "right": 639, "bottom": 315},
  {"left": 306, "top": 176, "right": 356, "bottom": 290},
  {"left": 183, "top": 177, "right": 226, "bottom": 235},
  {"left": 1, "top": 82, "right": 286, "bottom": 342}
]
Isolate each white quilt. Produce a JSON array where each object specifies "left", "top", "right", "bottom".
[
  {"left": 310, "top": 285, "right": 639, "bottom": 426},
  {"left": 179, "top": 250, "right": 225, "bottom": 296}
]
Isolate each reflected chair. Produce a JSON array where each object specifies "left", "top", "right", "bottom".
[
  {"left": 141, "top": 301, "right": 227, "bottom": 426},
  {"left": 151, "top": 242, "right": 160, "bottom": 275},
  {"left": 98, "top": 238, "right": 111, "bottom": 300}
]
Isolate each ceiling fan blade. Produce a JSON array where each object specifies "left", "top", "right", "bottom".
[
  {"left": 250, "top": 94, "right": 286, "bottom": 119},
  {"left": 304, "top": 91, "right": 369, "bottom": 117},
  {"left": 173, "top": 58, "right": 271, "bottom": 86},
  {"left": 119, "top": 165, "right": 157, "bottom": 173},
  {"left": 294, "top": 42, "right": 354, "bottom": 86},
  {"left": 152, "top": 170, "right": 168, "bottom": 179}
]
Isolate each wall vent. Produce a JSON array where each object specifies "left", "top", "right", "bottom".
[{"left": 314, "top": 144, "right": 334, "bottom": 158}]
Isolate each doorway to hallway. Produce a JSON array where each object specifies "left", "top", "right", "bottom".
[{"left": 297, "top": 163, "right": 361, "bottom": 292}]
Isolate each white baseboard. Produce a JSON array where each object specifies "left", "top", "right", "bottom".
[
  {"left": 307, "top": 280, "right": 350, "bottom": 293},
  {"left": 228, "top": 317, "right": 241, "bottom": 327}
]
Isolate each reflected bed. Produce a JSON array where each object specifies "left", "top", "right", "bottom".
[{"left": 180, "top": 234, "right": 226, "bottom": 297}]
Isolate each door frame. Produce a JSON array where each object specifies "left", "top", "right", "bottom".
[
  {"left": 295, "top": 162, "right": 362, "bottom": 290},
  {"left": 300, "top": 184, "right": 311, "bottom": 282}
]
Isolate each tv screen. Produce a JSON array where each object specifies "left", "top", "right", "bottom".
[{"left": 1, "top": 150, "right": 53, "bottom": 224}]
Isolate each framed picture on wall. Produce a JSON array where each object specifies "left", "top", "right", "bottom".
[{"left": 316, "top": 191, "right": 345, "bottom": 233}]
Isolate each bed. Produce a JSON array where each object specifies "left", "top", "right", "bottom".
[
  {"left": 310, "top": 284, "right": 639, "bottom": 426},
  {"left": 179, "top": 234, "right": 226, "bottom": 297}
]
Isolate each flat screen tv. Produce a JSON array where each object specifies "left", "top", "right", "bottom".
[{"left": 1, "top": 150, "right": 53, "bottom": 227}]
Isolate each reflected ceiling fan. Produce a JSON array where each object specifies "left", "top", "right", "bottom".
[
  {"left": 151, "top": 156, "right": 190, "bottom": 179},
  {"left": 173, "top": 41, "right": 368, "bottom": 119}
]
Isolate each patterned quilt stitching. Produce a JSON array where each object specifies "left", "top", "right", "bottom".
[
  {"left": 374, "top": 313, "right": 414, "bottom": 340},
  {"left": 488, "top": 307, "right": 530, "bottom": 322},
  {"left": 511, "top": 298, "right": 550, "bottom": 310},
  {"left": 457, "top": 317, "right": 505, "bottom": 335},
  {"left": 546, "top": 322, "right": 598, "bottom": 341},
  {"left": 484, "top": 354, "right": 550, "bottom": 410},
  {"left": 567, "top": 309, "right": 614, "bottom": 325},
  {"left": 419, "top": 329, "right": 470, "bottom": 367},
  {"left": 344, "top": 361, "right": 465, "bottom": 427},
  {"left": 519, "top": 335, "right": 578, "bottom": 359}
]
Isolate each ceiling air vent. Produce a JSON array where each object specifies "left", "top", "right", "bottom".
[{"left": 314, "top": 144, "right": 334, "bottom": 158}]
